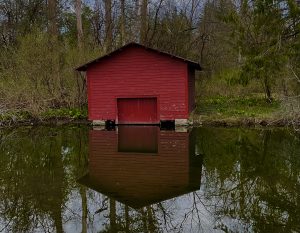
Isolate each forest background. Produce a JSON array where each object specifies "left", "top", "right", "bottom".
[{"left": 0, "top": 0, "right": 300, "bottom": 125}]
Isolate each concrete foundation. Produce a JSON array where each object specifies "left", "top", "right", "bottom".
[
  {"left": 175, "top": 119, "right": 189, "bottom": 126},
  {"left": 92, "top": 120, "right": 106, "bottom": 126}
]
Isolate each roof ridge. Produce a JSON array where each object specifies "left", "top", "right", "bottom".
[{"left": 75, "top": 42, "right": 201, "bottom": 71}]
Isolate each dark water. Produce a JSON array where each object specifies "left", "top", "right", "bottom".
[{"left": 0, "top": 126, "right": 300, "bottom": 233}]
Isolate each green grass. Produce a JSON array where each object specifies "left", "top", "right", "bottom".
[
  {"left": 0, "top": 107, "right": 88, "bottom": 124},
  {"left": 195, "top": 96, "right": 280, "bottom": 119},
  {"left": 41, "top": 108, "right": 88, "bottom": 120},
  {"left": 0, "top": 111, "right": 32, "bottom": 122}
]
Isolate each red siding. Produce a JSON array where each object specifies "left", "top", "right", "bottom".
[
  {"left": 188, "top": 68, "right": 195, "bottom": 113},
  {"left": 87, "top": 46, "right": 189, "bottom": 122}
]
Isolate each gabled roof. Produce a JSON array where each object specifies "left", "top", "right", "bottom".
[{"left": 75, "top": 42, "right": 201, "bottom": 71}]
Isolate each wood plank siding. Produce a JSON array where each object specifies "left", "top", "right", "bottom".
[
  {"left": 87, "top": 46, "right": 188, "bottom": 122},
  {"left": 76, "top": 43, "right": 201, "bottom": 124}
]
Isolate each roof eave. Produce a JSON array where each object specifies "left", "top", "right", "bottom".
[
  {"left": 188, "top": 62, "right": 202, "bottom": 71},
  {"left": 74, "top": 42, "right": 202, "bottom": 72},
  {"left": 75, "top": 66, "right": 87, "bottom": 71}
]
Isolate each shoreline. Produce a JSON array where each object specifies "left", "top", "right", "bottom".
[
  {"left": 0, "top": 117, "right": 91, "bottom": 128},
  {"left": 192, "top": 118, "right": 298, "bottom": 127},
  {"left": 0, "top": 116, "right": 299, "bottom": 129}
]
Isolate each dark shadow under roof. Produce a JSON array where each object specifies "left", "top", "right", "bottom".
[{"left": 75, "top": 42, "right": 201, "bottom": 71}]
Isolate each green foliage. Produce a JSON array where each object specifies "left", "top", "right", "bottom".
[
  {"left": 196, "top": 96, "right": 280, "bottom": 118},
  {"left": 0, "top": 29, "right": 101, "bottom": 116},
  {"left": 0, "top": 111, "right": 32, "bottom": 122},
  {"left": 42, "top": 107, "right": 88, "bottom": 119},
  {"left": 0, "top": 107, "right": 87, "bottom": 124},
  {"left": 197, "top": 127, "right": 300, "bottom": 232},
  {"left": 0, "top": 126, "right": 88, "bottom": 232},
  {"left": 62, "top": 5, "right": 98, "bottom": 47},
  {"left": 0, "top": 0, "right": 299, "bottom": 121},
  {"left": 223, "top": 0, "right": 300, "bottom": 99}
]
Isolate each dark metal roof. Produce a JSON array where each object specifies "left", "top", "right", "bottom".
[{"left": 75, "top": 42, "right": 202, "bottom": 71}]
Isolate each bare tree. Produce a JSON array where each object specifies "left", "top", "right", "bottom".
[
  {"left": 75, "top": 0, "right": 83, "bottom": 49},
  {"left": 120, "top": 0, "right": 126, "bottom": 45},
  {"left": 93, "top": 0, "right": 102, "bottom": 46},
  {"left": 140, "top": 0, "right": 148, "bottom": 44},
  {"left": 104, "top": 0, "right": 113, "bottom": 51},
  {"left": 48, "top": 0, "right": 58, "bottom": 37}
]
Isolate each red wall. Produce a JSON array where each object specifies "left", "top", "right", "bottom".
[
  {"left": 87, "top": 46, "right": 189, "bottom": 121},
  {"left": 188, "top": 68, "right": 196, "bottom": 114}
]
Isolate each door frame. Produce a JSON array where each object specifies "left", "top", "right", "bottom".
[{"left": 115, "top": 95, "right": 160, "bottom": 125}]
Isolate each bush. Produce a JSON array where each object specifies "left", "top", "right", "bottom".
[{"left": 0, "top": 30, "right": 100, "bottom": 118}]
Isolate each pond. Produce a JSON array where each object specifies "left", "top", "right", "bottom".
[{"left": 0, "top": 125, "right": 300, "bottom": 233}]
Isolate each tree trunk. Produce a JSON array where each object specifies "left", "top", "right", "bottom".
[
  {"left": 147, "top": 206, "right": 155, "bottom": 232},
  {"left": 282, "top": 79, "right": 288, "bottom": 97},
  {"left": 48, "top": 0, "right": 64, "bottom": 102},
  {"left": 94, "top": 0, "right": 102, "bottom": 46},
  {"left": 264, "top": 77, "right": 272, "bottom": 102},
  {"left": 48, "top": 0, "right": 58, "bottom": 37},
  {"left": 125, "top": 205, "right": 129, "bottom": 232},
  {"left": 120, "top": 0, "right": 126, "bottom": 45},
  {"left": 141, "top": 207, "right": 148, "bottom": 232},
  {"left": 110, "top": 198, "right": 117, "bottom": 232},
  {"left": 80, "top": 186, "right": 88, "bottom": 233},
  {"left": 75, "top": 0, "right": 83, "bottom": 49},
  {"left": 132, "top": 0, "right": 140, "bottom": 41},
  {"left": 140, "top": 0, "right": 148, "bottom": 44},
  {"left": 104, "top": 0, "right": 113, "bottom": 52}
]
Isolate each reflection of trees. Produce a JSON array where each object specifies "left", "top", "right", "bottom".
[
  {"left": 0, "top": 126, "right": 89, "bottom": 232},
  {"left": 197, "top": 128, "right": 300, "bottom": 233},
  {"left": 98, "top": 203, "right": 161, "bottom": 233},
  {"left": 79, "top": 127, "right": 299, "bottom": 233},
  {"left": 1, "top": 127, "right": 300, "bottom": 232}
]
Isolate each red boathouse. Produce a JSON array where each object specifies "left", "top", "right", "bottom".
[{"left": 76, "top": 43, "right": 201, "bottom": 125}]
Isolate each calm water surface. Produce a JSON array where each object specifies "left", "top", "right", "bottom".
[{"left": 0, "top": 126, "right": 300, "bottom": 233}]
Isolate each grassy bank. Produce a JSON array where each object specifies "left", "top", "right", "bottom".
[
  {"left": 0, "top": 108, "right": 88, "bottom": 127},
  {"left": 196, "top": 96, "right": 280, "bottom": 118},
  {"left": 192, "top": 96, "right": 293, "bottom": 126}
]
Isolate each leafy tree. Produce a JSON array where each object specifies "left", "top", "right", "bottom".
[{"left": 224, "top": 0, "right": 300, "bottom": 102}]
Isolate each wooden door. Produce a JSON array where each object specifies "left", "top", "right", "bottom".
[{"left": 117, "top": 98, "right": 158, "bottom": 124}]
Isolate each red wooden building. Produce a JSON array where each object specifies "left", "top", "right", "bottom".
[{"left": 76, "top": 43, "right": 201, "bottom": 125}]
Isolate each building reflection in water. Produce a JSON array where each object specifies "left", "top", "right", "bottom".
[{"left": 78, "top": 126, "right": 203, "bottom": 209}]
